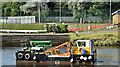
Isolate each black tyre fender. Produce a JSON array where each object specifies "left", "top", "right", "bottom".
[
  {"left": 16, "top": 52, "right": 25, "bottom": 60},
  {"left": 24, "top": 52, "right": 34, "bottom": 60}
]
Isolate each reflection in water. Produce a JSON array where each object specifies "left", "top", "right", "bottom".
[
  {"left": 0, "top": 48, "right": 2, "bottom": 67},
  {"left": 96, "top": 48, "right": 118, "bottom": 65},
  {"left": 2, "top": 47, "right": 22, "bottom": 65},
  {"left": 1, "top": 47, "right": 119, "bottom": 66},
  {"left": 16, "top": 62, "right": 95, "bottom": 67}
]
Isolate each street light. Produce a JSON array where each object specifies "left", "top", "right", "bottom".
[
  {"left": 20, "top": 2, "right": 21, "bottom": 24},
  {"left": 59, "top": 0, "right": 61, "bottom": 23},
  {"left": 38, "top": 0, "right": 40, "bottom": 24},
  {"left": 110, "top": 0, "right": 111, "bottom": 24},
  {"left": 76, "top": 19, "right": 78, "bottom": 33}
]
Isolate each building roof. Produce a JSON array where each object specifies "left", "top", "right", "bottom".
[{"left": 112, "top": 9, "right": 120, "bottom": 15}]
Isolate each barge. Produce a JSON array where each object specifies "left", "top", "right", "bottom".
[{"left": 16, "top": 40, "right": 96, "bottom": 64}]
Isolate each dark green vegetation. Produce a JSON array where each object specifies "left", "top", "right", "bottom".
[
  {"left": 2, "top": 24, "right": 68, "bottom": 33},
  {"left": 2, "top": 2, "right": 26, "bottom": 16},
  {"left": 70, "top": 32, "right": 119, "bottom": 46},
  {"left": 1, "top": 2, "right": 120, "bottom": 23},
  {"left": 2, "top": 2, "right": 120, "bottom": 17},
  {"left": 56, "top": 24, "right": 68, "bottom": 33}
]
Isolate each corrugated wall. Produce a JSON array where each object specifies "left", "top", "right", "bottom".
[{"left": 113, "top": 14, "right": 120, "bottom": 24}]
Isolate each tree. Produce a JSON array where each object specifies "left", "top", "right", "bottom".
[
  {"left": 20, "top": 2, "right": 49, "bottom": 17},
  {"left": 111, "top": 2, "right": 120, "bottom": 12},
  {"left": 88, "top": 2, "right": 109, "bottom": 17},
  {"left": 47, "top": 2, "right": 71, "bottom": 17},
  {"left": 68, "top": 1, "right": 89, "bottom": 23},
  {"left": 0, "top": 2, "right": 2, "bottom": 17},
  {"left": 55, "top": 2, "right": 72, "bottom": 16},
  {"left": 2, "top": 2, "right": 21, "bottom": 16}
]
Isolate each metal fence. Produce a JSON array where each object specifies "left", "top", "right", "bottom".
[
  {"left": 0, "top": 16, "right": 35, "bottom": 24},
  {"left": 38, "top": 9, "right": 115, "bottom": 24}
]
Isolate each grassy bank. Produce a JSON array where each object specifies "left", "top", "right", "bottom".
[
  {"left": 2, "top": 24, "right": 45, "bottom": 30},
  {"left": 70, "top": 32, "right": 119, "bottom": 46},
  {"left": 2, "top": 24, "right": 68, "bottom": 33}
]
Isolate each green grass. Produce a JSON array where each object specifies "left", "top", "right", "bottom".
[
  {"left": 70, "top": 32, "right": 119, "bottom": 46},
  {"left": 2, "top": 24, "right": 45, "bottom": 30},
  {"left": 2, "top": 24, "right": 68, "bottom": 33}
]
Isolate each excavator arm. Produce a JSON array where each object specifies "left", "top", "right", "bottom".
[{"left": 45, "top": 41, "right": 71, "bottom": 56}]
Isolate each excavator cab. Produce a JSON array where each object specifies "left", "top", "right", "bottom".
[
  {"left": 72, "top": 40, "right": 94, "bottom": 55},
  {"left": 70, "top": 40, "right": 95, "bottom": 63}
]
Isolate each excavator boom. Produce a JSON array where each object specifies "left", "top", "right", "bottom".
[{"left": 45, "top": 41, "right": 70, "bottom": 55}]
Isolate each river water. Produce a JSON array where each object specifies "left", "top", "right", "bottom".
[{"left": 1, "top": 46, "right": 119, "bottom": 66}]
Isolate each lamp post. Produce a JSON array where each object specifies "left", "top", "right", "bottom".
[
  {"left": 20, "top": 2, "right": 21, "bottom": 24},
  {"left": 110, "top": 0, "right": 111, "bottom": 24},
  {"left": 76, "top": 19, "right": 79, "bottom": 36},
  {"left": 76, "top": 19, "right": 78, "bottom": 33},
  {"left": 38, "top": 0, "right": 40, "bottom": 24},
  {"left": 59, "top": 0, "right": 61, "bottom": 23}
]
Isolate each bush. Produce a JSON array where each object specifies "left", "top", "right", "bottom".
[{"left": 57, "top": 24, "right": 68, "bottom": 33}]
